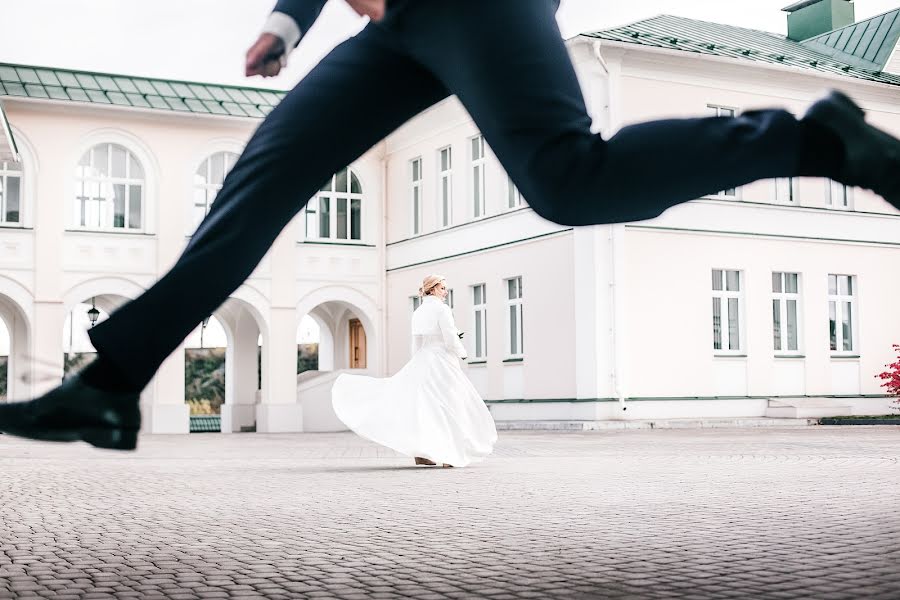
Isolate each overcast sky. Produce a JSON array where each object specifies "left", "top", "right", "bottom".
[{"left": 2, "top": 0, "right": 898, "bottom": 90}]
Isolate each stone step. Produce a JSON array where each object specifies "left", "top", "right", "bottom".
[
  {"left": 766, "top": 398, "right": 852, "bottom": 419},
  {"left": 494, "top": 418, "right": 817, "bottom": 431}
]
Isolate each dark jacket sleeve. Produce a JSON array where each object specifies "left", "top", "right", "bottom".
[{"left": 273, "top": 0, "right": 329, "bottom": 45}]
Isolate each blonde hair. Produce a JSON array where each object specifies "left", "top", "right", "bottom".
[{"left": 418, "top": 274, "right": 446, "bottom": 298}]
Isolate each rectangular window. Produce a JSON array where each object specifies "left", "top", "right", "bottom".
[
  {"left": 506, "top": 277, "right": 524, "bottom": 358},
  {"left": 336, "top": 197, "right": 348, "bottom": 239},
  {"left": 775, "top": 177, "right": 799, "bottom": 204},
  {"left": 708, "top": 105, "right": 738, "bottom": 198},
  {"left": 470, "top": 135, "right": 486, "bottom": 219},
  {"left": 507, "top": 174, "right": 524, "bottom": 209},
  {"left": 712, "top": 269, "right": 742, "bottom": 352},
  {"left": 350, "top": 198, "right": 361, "bottom": 240},
  {"left": 305, "top": 201, "right": 318, "bottom": 239},
  {"left": 0, "top": 162, "right": 22, "bottom": 224},
  {"left": 128, "top": 185, "right": 142, "bottom": 229},
  {"left": 828, "top": 274, "right": 855, "bottom": 353},
  {"left": 439, "top": 147, "right": 452, "bottom": 228},
  {"left": 112, "top": 183, "right": 126, "bottom": 228},
  {"left": 473, "top": 283, "right": 487, "bottom": 359},
  {"left": 318, "top": 197, "right": 331, "bottom": 238},
  {"left": 772, "top": 272, "right": 800, "bottom": 353},
  {"left": 411, "top": 157, "right": 422, "bottom": 235},
  {"left": 411, "top": 296, "right": 422, "bottom": 312},
  {"left": 826, "top": 180, "right": 852, "bottom": 210},
  {"left": 447, "top": 288, "right": 454, "bottom": 309}
]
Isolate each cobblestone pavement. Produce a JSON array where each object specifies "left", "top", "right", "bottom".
[{"left": 1, "top": 427, "right": 899, "bottom": 599}]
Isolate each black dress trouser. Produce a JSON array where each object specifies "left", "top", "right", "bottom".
[{"left": 90, "top": 0, "right": 805, "bottom": 389}]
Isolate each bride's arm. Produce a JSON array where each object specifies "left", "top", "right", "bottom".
[
  {"left": 438, "top": 306, "right": 468, "bottom": 359},
  {"left": 411, "top": 333, "right": 424, "bottom": 356}
]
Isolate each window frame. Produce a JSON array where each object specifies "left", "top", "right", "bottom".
[
  {"left": 410, "top": 157, "right": 423, "bottom": 235},
  {"left": 507, "top": 173, "right": 524, "bottom": 210},
  {"left": 828, "top": 274, "right": 857, "bottom": 355},
  {"left": 772, "top": 272, "right": 802, "bottom": 355},
  {"left": 0, "top": 160, "right": 23, "bottom": 226},
  {"left": 304, "top": 167, "right": 364, "bottom": 243},
  {"left": 438, "top": 146, "right": 452, "bottom": 229},
  {"left": 192, "top": 150, "right": 239, "bottom": 233},
  {"left": 472, "top": 283, "right": 488, "bottom": 360},
  {"left": 73, "top": 143, "right": 145, "bottom": 233},
  {"left": 774, "top": 177, "right": 800, "bottom": 205},
  {"left": 711, "top": 268, "right": 744, "bottom": 355},
  {"left": 706, "top": 105, "right": 741, "bottom": 200},
  {"left": 826, "top": 179, "right": 853, "bottom": 211},
  {"left": 470, "top": 135, "right": 486, "bottom": 220},
  {"left": 505, "top": 276, "right": 524, "bottom": 359}
]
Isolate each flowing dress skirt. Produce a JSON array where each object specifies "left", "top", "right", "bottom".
[{"left": 332, "top": 342, "right": 497, "bottom": 467}]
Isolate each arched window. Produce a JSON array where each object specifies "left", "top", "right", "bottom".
[
  {"left": 0, "top": 160, "right": 22, "bottom": 225},
  {"left": 193, "top": 151, "right": 239, "bottom": 230},
  {"left": 74, "top": 143, "right": 145, "bottom": 231},
  {"left": 306, "top": 167, "right": 362, "bottom": 241}
]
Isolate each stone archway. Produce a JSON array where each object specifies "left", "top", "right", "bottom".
[
  {"left": 0, "top": 289, "right": 32, "bottom": 402},
  {"left": 296, "top": 286, "right": 380, "bottom": 376},
  {"left": 209, "top": 296, "right": 268, "bottom": 433},
  {"left": 295, "top": 286, "right": 380, "bottom": 432}
]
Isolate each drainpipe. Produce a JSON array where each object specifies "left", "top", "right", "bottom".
[
  {"left": 380, "top": 143, "right": 389, "bottom": 378},
  {"left": 593, "top": 39, "right": 626, "bottom": 414}
]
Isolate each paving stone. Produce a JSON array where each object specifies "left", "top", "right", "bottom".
[{"left": 0, "top": 429, "right": 898, "bottom": 599}]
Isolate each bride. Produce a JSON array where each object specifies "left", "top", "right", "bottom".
[{"left": 332, "top": 274, "right": 497, "bottom": 467}]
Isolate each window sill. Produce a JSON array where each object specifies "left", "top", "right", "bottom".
[
  {"left": 713, "top": 354, "right": 747, "bottom": 358},
  {"left": 774, "top": 354, "right": 805, "bottom": 359},
  {"left": 297, "top": 240, "right": 374, "bottom": 248},
  {"left": 830, "top": 354, "right": 860, "bottom": 359},
  {"left": 467, "top": 359, "right": 487, "bottom": 366},
  {"left": 503, "top": 357, "right": 524, "bottom": 363},
  {"left": 66, "top": 228, "right": 152, "bottom": 236}
]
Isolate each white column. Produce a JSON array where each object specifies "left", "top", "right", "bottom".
[
  {"left": 221, "top": 313, "right": 259, "bottom": 433},
  {"left": 256, "top": 231, "right": 301, "bottom": 432},
  {"left": 29, "top": 301, "right": 66, "bottom": 397},
  {"left": 133, "top": 135, "right": 191, "bottom": 433},
  {"left": 572, "top": 224, "right": 627, "bottom": 419},
  {"left": 257, "top": 305, "right": 301, "bottom": 432},
  {"left": 145, "top": 344, "right": 189, "bottom": 433},
  {"left": 5, "top": 308, "right": 33, "bottom": 402},
  {"left": 30, "top": 141, "right": 66, "bottom": 397}
]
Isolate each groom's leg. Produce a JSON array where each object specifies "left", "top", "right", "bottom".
[
  {"left": 403, "top": 0, "right": 852, "bottom": 226},
  {"left": 88, "top": 24, "right": 449, "bottom": 390}
]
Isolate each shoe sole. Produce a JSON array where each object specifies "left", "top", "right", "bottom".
[{"left": 0, "top": 426, "right": 138, "bottom": 450}]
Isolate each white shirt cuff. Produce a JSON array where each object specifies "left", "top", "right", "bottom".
[{"left": 262, "top": 11, "right": 302, "bottom": 53}]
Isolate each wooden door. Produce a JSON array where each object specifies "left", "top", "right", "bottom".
[{"left": 349, "top": 318, "right": 367, "bottom": 369}]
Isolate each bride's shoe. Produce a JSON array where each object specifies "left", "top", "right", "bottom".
[{"left": 415, "top": 457, "right": 436, "bottom": 466}]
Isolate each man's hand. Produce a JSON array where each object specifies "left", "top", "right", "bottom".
[
  {"left": 246, "top": 33, "right": 287, "bottom": 78},
  {"left": 346, "top": 0, "right": 386, "bottom": 21}
]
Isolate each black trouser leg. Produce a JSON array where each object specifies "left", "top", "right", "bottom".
[
  {"left": 89, "top": 24, "right": 449, "bottom": 389},
  {"left": 405, "top": 0, "right": 804, "bottom": 226}
]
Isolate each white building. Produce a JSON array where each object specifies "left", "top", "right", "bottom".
[{"left": 1, "top": 0, "right": 899, "bottom": 432}]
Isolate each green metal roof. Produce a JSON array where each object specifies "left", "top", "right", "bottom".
[
  {"left": 585, "top": 14, "right": 900, "bottom": 87},
  {"left": 801, "top": 8, "right": 900, "bottom": 71},
  {"left": 0, "top": 63, "right": 287, "bottom": 118}
]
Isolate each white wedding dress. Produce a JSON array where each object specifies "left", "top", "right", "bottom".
[{"left": 332, "top": 295, "right": 497, "bottom": 467}]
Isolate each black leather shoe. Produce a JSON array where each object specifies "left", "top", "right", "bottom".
[
  {"left": 803, "top": 90, "right": 900, "bottom": 209},
  {"left": 0, "top": 374, "right": 140, "bottom": 450}
]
